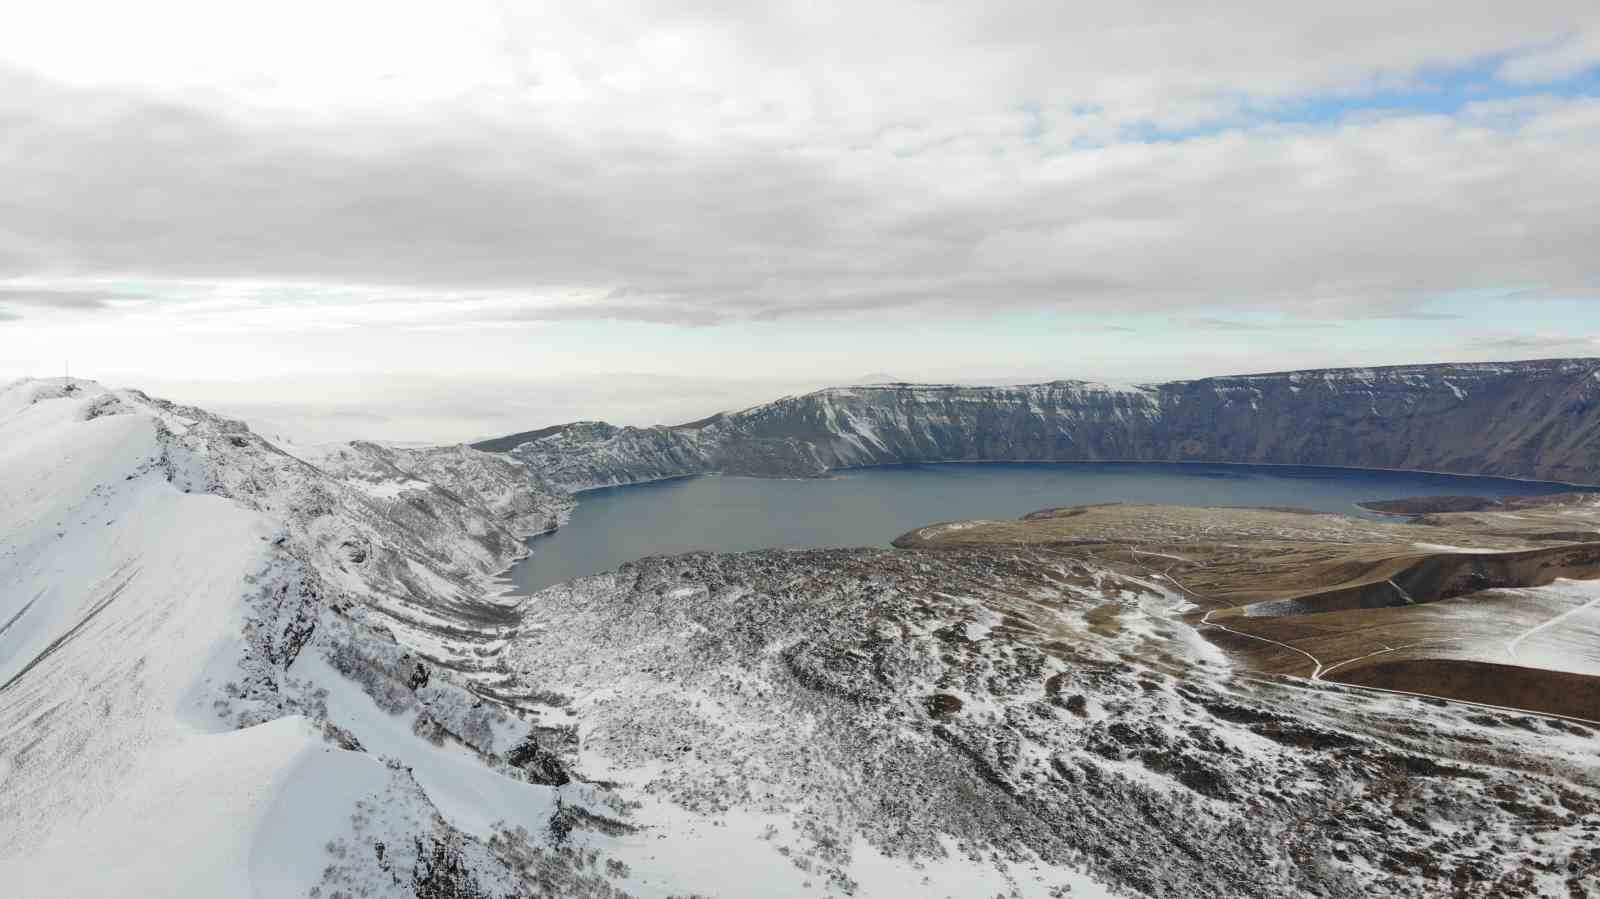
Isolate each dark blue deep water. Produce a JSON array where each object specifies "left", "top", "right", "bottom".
[{"left": 502, "top": 462, "right": 1588, "bottom": 594}]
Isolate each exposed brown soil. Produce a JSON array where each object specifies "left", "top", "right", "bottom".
[
  {"left": 896, "top": 499, "right": 1600, "bottom": 721},
  {"left": 1231, "top": 542, "right": 1600, "bottom": 618},
  {"left": 1330, "top": 659, "right": 1600, "bottom": 722},
  {"left": 1358, "top": 495, "right": 1506, "bottom": 515}
]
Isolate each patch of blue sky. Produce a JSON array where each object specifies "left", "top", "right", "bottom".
[{"left": 1119, "top": 54, "right": 1600, "bottom": 144}]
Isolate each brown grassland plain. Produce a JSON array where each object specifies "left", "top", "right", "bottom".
[{"left": 894, "top": 496, "right": 1600, "bottom": 721}]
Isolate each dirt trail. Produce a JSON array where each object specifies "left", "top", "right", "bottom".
[
  {"left": 1504, "top": 590, "right": 1600, "bottom": 660},
  {"left": 1199, "top": 609, "right": 1324, "bottom": 678}
]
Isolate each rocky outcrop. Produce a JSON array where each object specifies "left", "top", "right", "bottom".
[
  {"left": 490, "top": 421, "right": 711, "bottom": 490},
  {"left": 499, "top": 546, "right": 1600, "bottom": 898},
  {"left": 477, "top": 359, "right": 1600, "bottom": 489}
]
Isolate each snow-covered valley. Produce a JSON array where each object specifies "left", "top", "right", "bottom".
[{"left": 3, "top": 376, "right": 1599, "bottom": 898}]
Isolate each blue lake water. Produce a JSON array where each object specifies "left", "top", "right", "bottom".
[{"left": 502, "top": 462, "right": 1588, "bottom": 594}]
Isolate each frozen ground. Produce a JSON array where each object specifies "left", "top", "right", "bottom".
[
  {"left": 0, "top": 379, "right": 577, "bottom": 897},
  {"left": 0, "top": 379, "right": 1122, "bottom": 896},
  {"left": 491, "top": 548, "right": 1600, "bottom": 897},
  {"left": 2, "top": 377, "right": 1598, "bottom": 897}
]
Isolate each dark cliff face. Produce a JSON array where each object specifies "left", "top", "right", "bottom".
[
  {"left": 1146, "top": 362, "right": 1600, "bottom": 482},
  {"left": 474, "top": 359, "right": 1600, "bottom": 489}
]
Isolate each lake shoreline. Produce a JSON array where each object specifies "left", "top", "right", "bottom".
[{"left": 499, "top": 461, "right": 1587, "bottom": 596}]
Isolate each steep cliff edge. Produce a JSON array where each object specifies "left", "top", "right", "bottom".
[{"left": 476, "top": 359, "right": 1600, "bottom": 490}]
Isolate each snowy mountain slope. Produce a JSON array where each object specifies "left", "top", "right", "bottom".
[
  {"left": 0, "top": 379, "right": 1122, "bottom": 897},
  {"left": 6, "top": 375, "right": 1600, "bottom": 897},
  {"left": 0, "top": 379, "right": 294, "bottom": 896},
  {"left": 0, "top": 379, "right": 603, "bottom": 897},
  {"left": 479, "top": 359, "right": 1600, "bottom": 490}
]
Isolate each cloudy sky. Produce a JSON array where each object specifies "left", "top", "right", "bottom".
[{"left": 2, "top": 1, "right": 1597, "bottom": 440}]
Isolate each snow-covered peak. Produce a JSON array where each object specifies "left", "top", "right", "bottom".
[{"left": 0, "top": 381, "right": 581, "bottom": 896}]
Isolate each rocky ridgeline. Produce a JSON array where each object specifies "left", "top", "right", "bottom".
[
  {"left": 0, "top": 379, "right": 618, "bottom": 897},
  {"left": 477, "top": 359, "right": 1600, "bottom": 490},
  {"left": 53, "top": 384, "right": 577, "bottom": 731}
]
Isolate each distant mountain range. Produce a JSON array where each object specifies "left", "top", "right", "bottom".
[{"left": 475, "top": 358, "right": 1600, "bottom": 489}]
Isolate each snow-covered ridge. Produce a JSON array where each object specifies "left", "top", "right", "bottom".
[
  {"left": 481, "top": 358, "right": 1600, "bottom": 490},
  {"left": 0, "top": 378, "right": 609, "bottom": 897}
]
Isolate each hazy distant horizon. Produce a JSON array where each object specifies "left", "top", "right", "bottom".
[
  {"left": 2, "top": 1, "right": 1596, "bottom": 439},
  {"left": 10, "top": 352, "right": 1590, "bottom": 446}
]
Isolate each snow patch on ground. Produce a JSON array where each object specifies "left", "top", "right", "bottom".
[
  {"left": 963, "top": 605, "right": 1003, "bottom": 641},
  {"left": 1411, "top": 541, "right": 1505, "bottom": 553}
]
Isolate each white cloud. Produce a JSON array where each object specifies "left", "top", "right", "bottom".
[
  {"left": 0, "top": 1, "right": 1596, "bottom": 394},
  {"left": 4, "top": 74, "right": 1597, "bottom": 321},
  {"left": 1498, "top": 30, "right": 1600, "bottom": 83}
]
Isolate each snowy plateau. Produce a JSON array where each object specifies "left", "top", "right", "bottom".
[{"left": 2, "top": 372, "right": 1599, "bottom": 898}]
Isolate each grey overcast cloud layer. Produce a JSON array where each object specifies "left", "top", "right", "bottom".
[
  {"left": 2, "top": 64, "right": 1597, "bottom": 322},
  {"left": 1, "top": 1, "right": 1598, "bottom": 439},
  {"left": 0, "top": 287, "right": 131, "bottom": 310}
]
